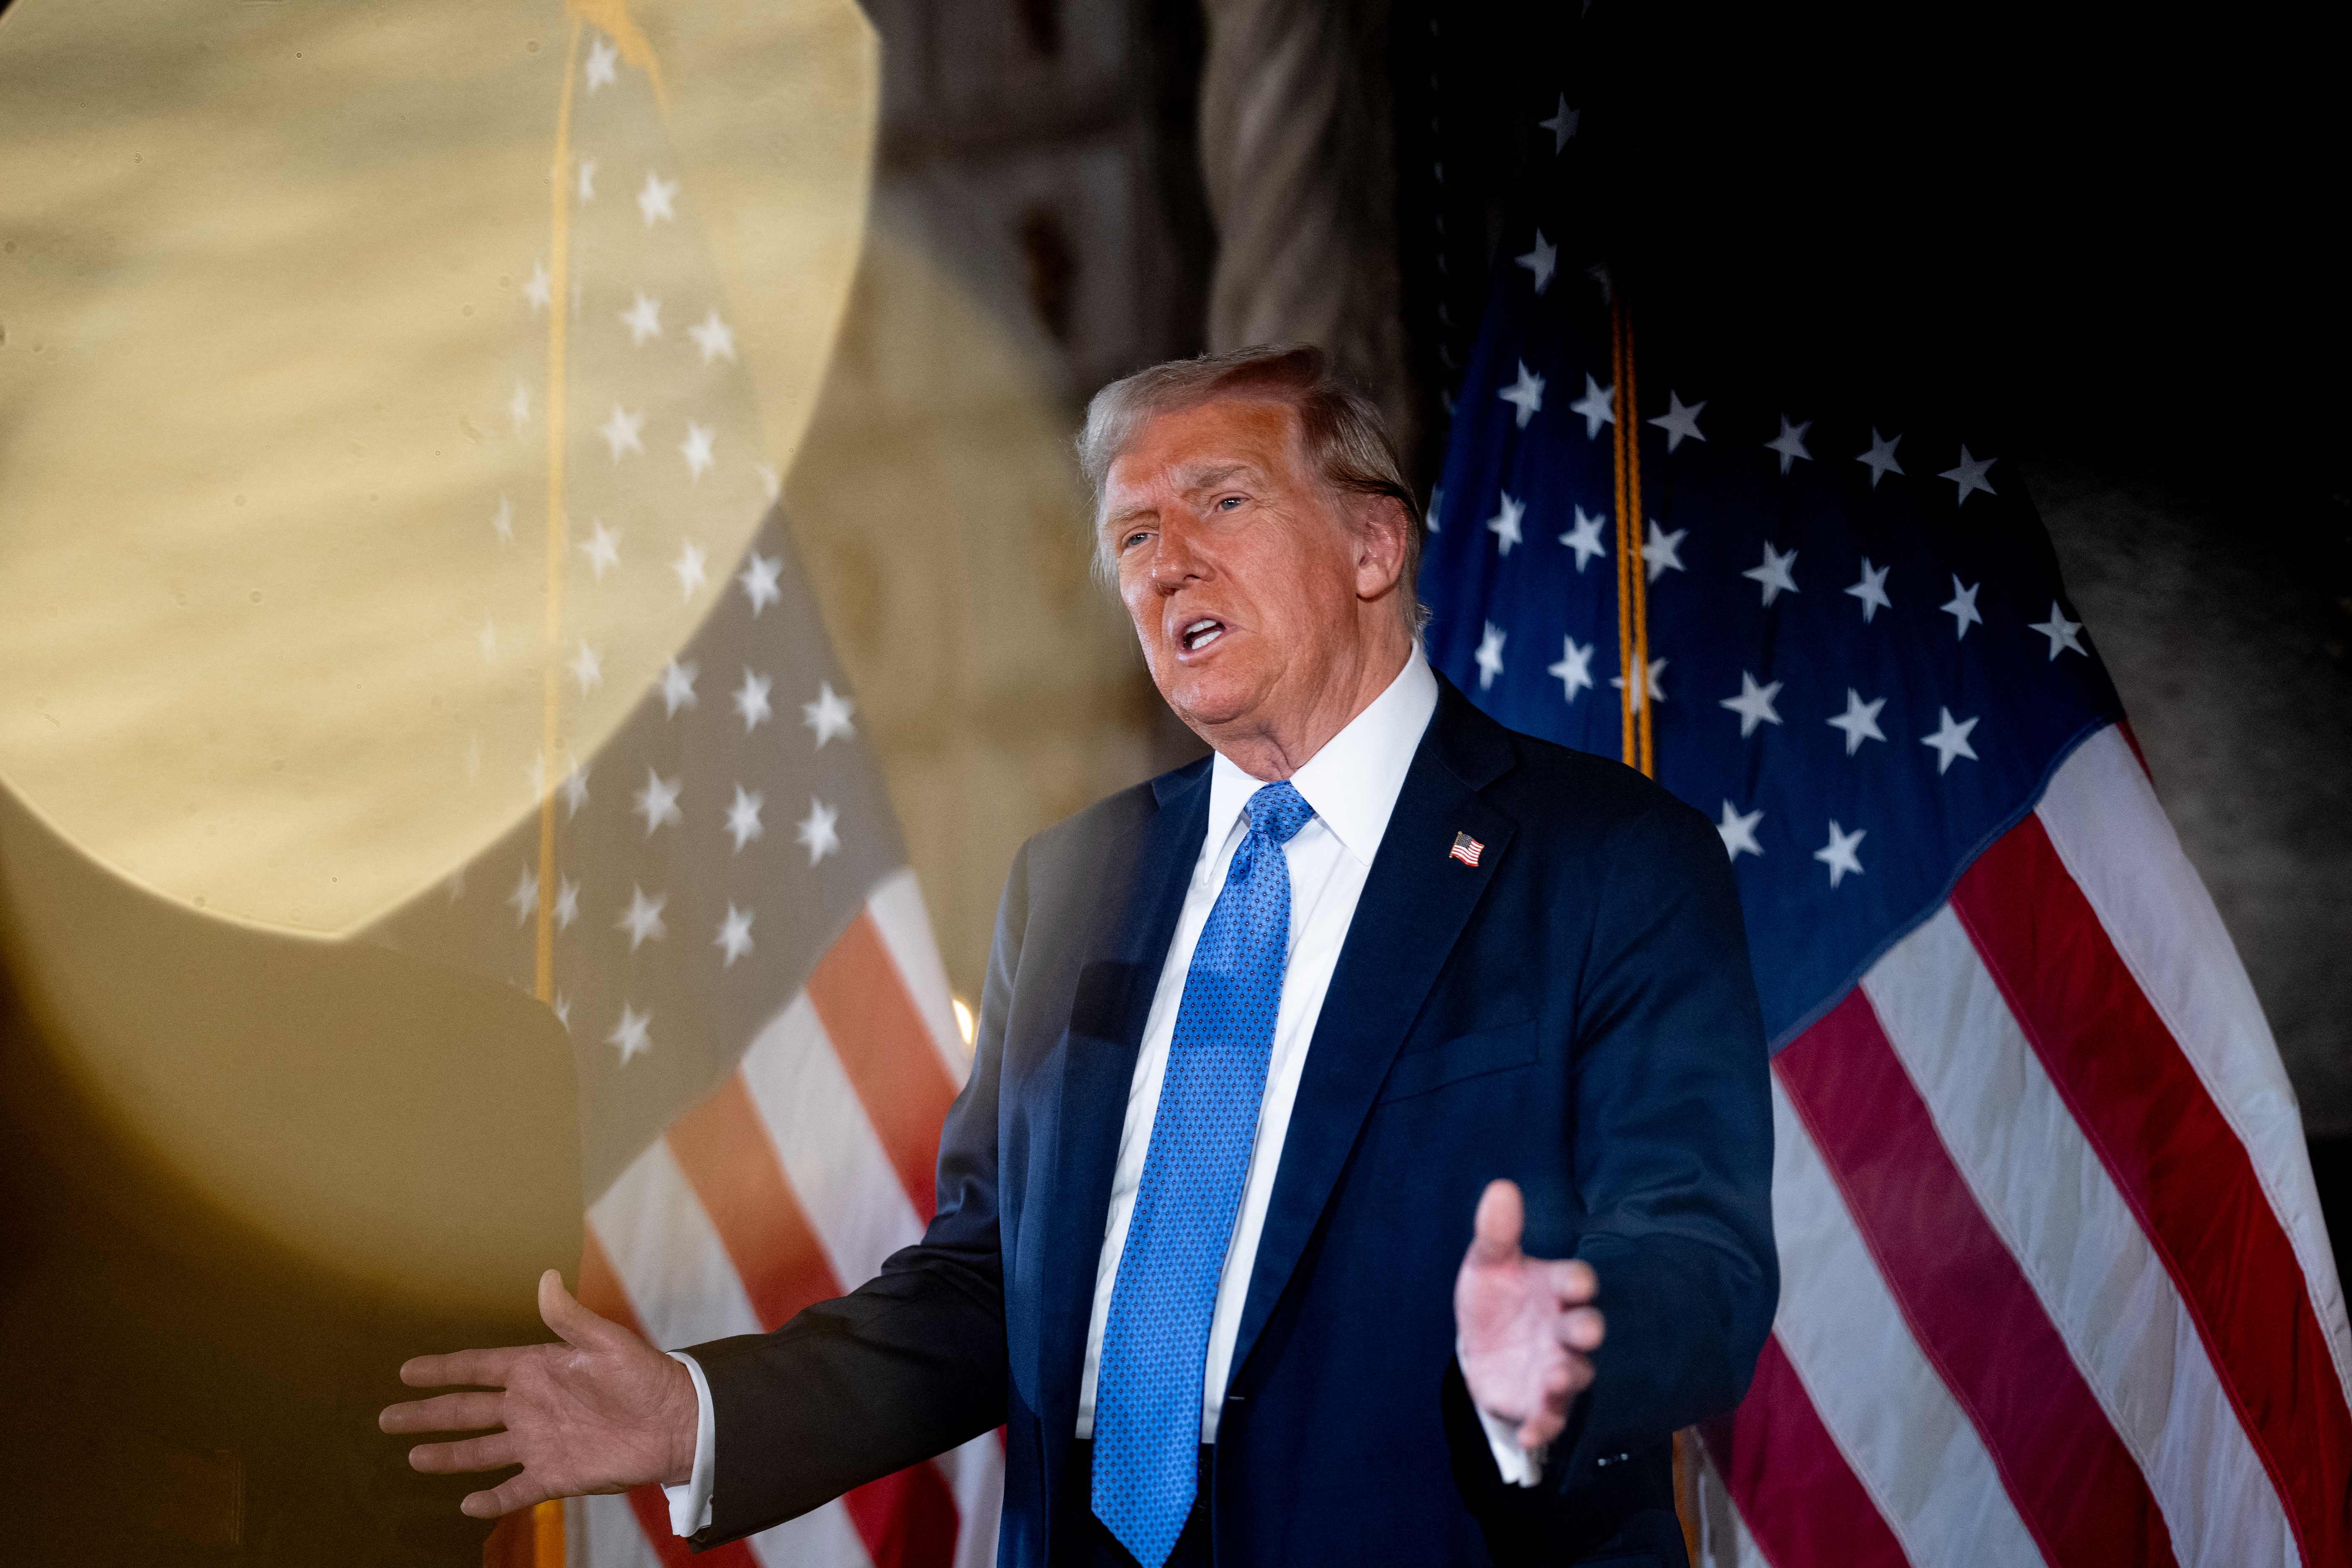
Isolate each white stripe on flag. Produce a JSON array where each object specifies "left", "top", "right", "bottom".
[
  {"left": 739, "top": 990, "right": 926, "bottom": 1290},
  {"left": 867, "top": 867, "right": 972, "bottom": 1081},
  {"left": 581, "top": 1493, "right": 663, "bottom": 1568},
  {"left": 2035, "top": 727, "right": 2352, "bottom": 1398},
  {"left": 938, "top": 1431, "right": 1007, "bottom": 1568},
  {"left": 1689, "top": 1439, "right": 1770, "bottom": 1568},
  {"left": 1864, "top": 907, "right": 2297, "bottom": 1568},
  {"left": 1767, "top": 1077, "right": 2040, "bottom": 1568}
]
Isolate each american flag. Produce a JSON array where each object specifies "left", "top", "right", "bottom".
[
  {"left": 1418, "top": 122, "right": 2352, "bottom": 1566},
  {"left": 366, "top": 21, "right": 1001, "bottom": 1568}
]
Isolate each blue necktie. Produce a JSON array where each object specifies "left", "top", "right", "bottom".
[{"left": 1093, "top": 780, "right": 1315, "bottom": 1568}]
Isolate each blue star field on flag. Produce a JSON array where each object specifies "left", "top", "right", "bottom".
[{"left": 1420, "top": 216, "right": 2126, "bottom": 1047}]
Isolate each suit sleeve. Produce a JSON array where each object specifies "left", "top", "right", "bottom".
[
  {"left": 681, "top": 843, "right": 1029, "bottom": 1548},
  {"left": 1547, "top": 796, "right": 1777, "bottom": 1490}
]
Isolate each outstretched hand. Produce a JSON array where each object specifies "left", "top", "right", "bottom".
[
  {"left": 380, "top": 1269, "right": 700, "bottom": 1519},
  {"left": 1454, "top": 1179, "right": 1605, "bottom": 1452}
]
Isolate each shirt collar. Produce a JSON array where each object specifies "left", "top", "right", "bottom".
[{"left": 1204, "top": 644, "right": 1440, "bottom": 867}]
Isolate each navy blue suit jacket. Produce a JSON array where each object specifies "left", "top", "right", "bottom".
[{"left": 688, "top": 676, "right": 1776, "bottom": 1565}]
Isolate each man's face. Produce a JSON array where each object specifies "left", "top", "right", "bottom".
[{"left": 1101, "top": 397, "right": 1393, "bottom": 739}]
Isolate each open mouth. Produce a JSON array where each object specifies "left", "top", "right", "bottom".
[{"left": 1180, "top": 617, "right": 1227, "bottom": 653}]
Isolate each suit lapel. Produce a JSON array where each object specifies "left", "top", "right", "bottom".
[
  {"left": 1034, "top": 761, "right": 1209, "bottom": 1441},
  {"left": 1226, "top": 679, "right": 1517, "bottom": 1387}
]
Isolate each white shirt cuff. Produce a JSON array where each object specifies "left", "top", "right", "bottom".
[
  {"left": 661, "top": 1351, "right": 717, "bottom": 1536},
  {"left": 1457, "top": 1338, "right": 1545, "bottom": 1486}
]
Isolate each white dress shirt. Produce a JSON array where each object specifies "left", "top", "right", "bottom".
[{"left": 667, "top": 646, "right": 1532, "bottom": 1537}]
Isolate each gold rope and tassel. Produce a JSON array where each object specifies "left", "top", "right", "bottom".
[{"left": 1607, "top": 296, "right": 1655, "bottom": 779}]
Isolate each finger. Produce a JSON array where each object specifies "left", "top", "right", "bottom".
[
  {"left": 462, "top": 1472, "right": 554, "bottom": 1521},
  {"left": 540, "top": 1267, "right": 629, "bottom": 1354},
  {"left": 408, "top": 1431, "right": 520, "bottom": 1475},
  {"left": 1470, "top": 1179, "right": 1524, "bottom": 1266},
  {"left": 1516, "top": 1407, "right": 1566, "bottom": 1450},
  {"left": 1556, "top": 1305, "right": 1605, "bottom": 1352},
  {"left": 379, "top": 1391, "right": 505, "bottom": 1435},
  {"left": 1547, "top": 1258, "right": 1599, "bottom": 1305},
  {"left": 401, "top": 1347, "right": 524, "bottom": 1390}
]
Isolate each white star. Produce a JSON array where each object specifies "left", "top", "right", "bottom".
[
  {"left": 1815, "top": 820, "right": 1866, "bottom": 887},
  {"left": 802, "top": 682, "right": 856, "bottom": 746},
  {"left": 1568, "top": 374, "right": 1616, "bottom": 439},
  {"left": 1939, "top": 444, "right": 1998, "bottom": 505},
  {"left": 568, "top": 639, "right": 602, "bottom": 694},
  {"left": 637, "top": 170, "right": 679, "bottom": 227},
  {"left": 1514, "top": 230, "right": 1558, "bottom": 294},
  {"left": 1558, "top": 505, "right": 1607, "bottom": 572},
  {"left": 509, "top": 382, "right": 532, "bottom": 432},
  {"left": 733, "top": 669, "right": 774, "bottom": 733},
  {"left": 598, "top": 404, "right": 645, "bottom": 461},
  {"left": 1941, "top": 575, "right": 1983, "bottom": 640},
  {"left": 523, "top": 258, "right": 552, "bottom": 312},
  {"left": 632, "top": 769, "right": 682, "bottom": 836},
  {"left": 1827, "top": 688, "right": 1888, "bottom": 754},
  {"left": 477, "top": 616, "right": 498, "bottom": 662},
  {"left": 1643, "top": 521, "right": 1687, "bottom": 583},
  {"left": 1847, "top": 557, "right": 1893, "bottom": 622},
  {"left": 1921, "top": 707, "right": 1981, "bottom": 774},
  {"left": 1856, "top": 428, "right": 1904, "bottom": 487},
  {"left": 491, "top": 493, "right": 514, "bottom": 542},
  {"left": 796, "top": 797, "right": 841, "bottom": 865},
  {"left": 1547, "top": 636, "right": 1594, "bottom": 704},
  {"left": 1764, "top": 415, "right": 1813, "bottom": 475},
  {"left": 2029, "top": 601, "right": 2086, "bottom": 660},
  {"left": 738, "top": 552, "right": 782, "bottom": 615},
  {"left": 1486, "top": 492, "right": 1526, "bottom": 555},
  {"left": 616, "top": 885, "right": 668, "bottom": 949},
  {"left": 584, "top": 34, "right": 619, "bottom": 92},
  {"left": 444, "top": 864, "right": 467, "bottom": 903},
  {"left": 618, "top": 291, "right": 663, "bottom": 346},
  {"left": 554, "top": 875, "right": 580, "bottom": 931},
  {"left": 1718, "top": 801, "right": 1764, "bottom": 861},
  {"left": 1583, "top": 260, "right": 1613, "bottom": 302},
  {"left": 672, "top": 540, "right": 708, "bottom": 599},
  {"left": 1743, "top": 540, "right": 1800, "bottom": 606},
  {"left": 725, "top": 784, "right": 765, "bottom": 852},
  {"left": 754, "top": 462, "right": 782, "bottom": 503},
  {"left": 1610, "top": 657, "right": 1669, "bottom": 705},
  {"left": 552, "top": 993, "right": 571, "bottom": 1030},
  {"left": 714, "top": 904, "right": 755, "bottom": 968},
  {"left": 560, "top": 763, "right": 590, "bottom": 818},
  {"left": 578, "top": 520, "right": 620, "bottom": 580},
  {"left": 1539, "top": 94, "right": 1580, "bottom": 152},
  {"left": 1648, "top": 391, "right": 1707, "bottom": 452},
  {"left": 1427, "top": 487, "right": 1444, "bottom": 532},
  {"left": 1473, "top": 621, "right": 1507, "bottom": 690},
  {"left": 576, "top": 157, "right": 597, "bottom": 203},
  {"left": 525, "top": 750, "right": 549, "bottom": 800},
  {"left": 689, "top": 308, "right": 737, "bottom": 364},
  {"left": 680, "top": 421, "right": 716, "bottom": 481},
  {"left": 1719, "top": 671, "right": 1784, "bottom": 737},
  {"left": 506, "top": 863, "right": 539, "bottom": 926},
  {"left": 659, "top": 659, "right": 698, "bottom": 717},
  {"left": 606, "top": 1003, "right": 652, "bottom": 1064},
  {"left": 1497, "top": 361, "right": 1546, "bottom": 428}
]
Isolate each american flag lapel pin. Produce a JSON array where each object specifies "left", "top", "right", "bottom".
[{"left": 1449, "top": 831, "right": 1484, "bottom": 867}]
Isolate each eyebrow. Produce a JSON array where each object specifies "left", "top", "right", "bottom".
[{"left": 1103, "top": 462, "right": 1264, "bottom": 530}]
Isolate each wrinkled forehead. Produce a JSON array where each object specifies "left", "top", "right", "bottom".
[{"left": 1101, "top": 394, "right": 1309, "bottom": 508}]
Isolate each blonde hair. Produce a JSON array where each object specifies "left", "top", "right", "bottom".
[{"left": 1076, "top": 344, "right": 1425, "bottom": 632}]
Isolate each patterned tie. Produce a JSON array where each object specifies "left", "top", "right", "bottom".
[{"left": 1093, "top": 780, "right": 1315, "bottom": 1568}]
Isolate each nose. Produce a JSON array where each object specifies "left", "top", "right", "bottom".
[{"left": 1149, "top": 515, "right": 1207, "bottom": 593}]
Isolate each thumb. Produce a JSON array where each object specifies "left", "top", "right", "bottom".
[
  {"left": 1470, "top": 1179, "right": 1524, "bottom": 1268},
  {"left": 539, "top": 1267, "right": 623, "bottom": 1353}
]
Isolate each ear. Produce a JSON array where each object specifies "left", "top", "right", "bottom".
[{"left": 1352, "top": 493, "right": 1412, "bottom": 601}]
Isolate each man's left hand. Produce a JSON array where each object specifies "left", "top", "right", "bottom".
[{"left": 1454, "top": 1178, "right": 1605, "bottom": 1452}]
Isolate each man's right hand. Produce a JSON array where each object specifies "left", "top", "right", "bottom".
[{"left": 380, "top": 1268, "right": 700, "bottom": 1519}]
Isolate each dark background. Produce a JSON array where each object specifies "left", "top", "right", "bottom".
[{"left": 0, "top": 0, "right": 2340, "bottom": 1560}]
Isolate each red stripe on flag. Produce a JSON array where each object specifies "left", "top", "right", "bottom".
[
  {"left": 1702, "top": 1334, "right": 1908, "bottom": 1568},
  {"left": 808, "top": 909, "right": 960, "bottom": 1222},
  {"left": 576, "top": 1230, "right": 759, "bottom": 1568},
  {"left": 1954, "top": 817, "right": 2352, "bottom": 1567},
  {"left": 668, "top": 1070, "right": 838, "bottom": 1329},
  {"left": 1777, "top": 991, "right": 2179, "bottom": 1566},
  {"left": 663, "top": 1067, "right": 968, "bottom": 1567}
]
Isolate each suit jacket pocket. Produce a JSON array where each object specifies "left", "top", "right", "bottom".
[{"left": 1377, "top": 1017, "right": 1540, "bottom": 1103}]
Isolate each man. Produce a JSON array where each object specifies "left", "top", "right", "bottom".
[{"left": 384, "top": 346, "right": 1776, "bottom": 1566}]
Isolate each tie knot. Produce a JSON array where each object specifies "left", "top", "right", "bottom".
[{"left": 1244, "top": 781, "right": 1314, "bottom": 847}]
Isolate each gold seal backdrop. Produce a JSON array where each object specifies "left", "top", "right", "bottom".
[{"left": 0, "top": 0, "right": 879, "bottom": 1312}]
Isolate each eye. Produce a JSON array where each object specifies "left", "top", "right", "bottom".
[
  {"left": 1215, "top": 494, "right": 1245, "bottom": 512},
  {"left": 1121, "top": 529, "right": 1150, "bottom": 550}
]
